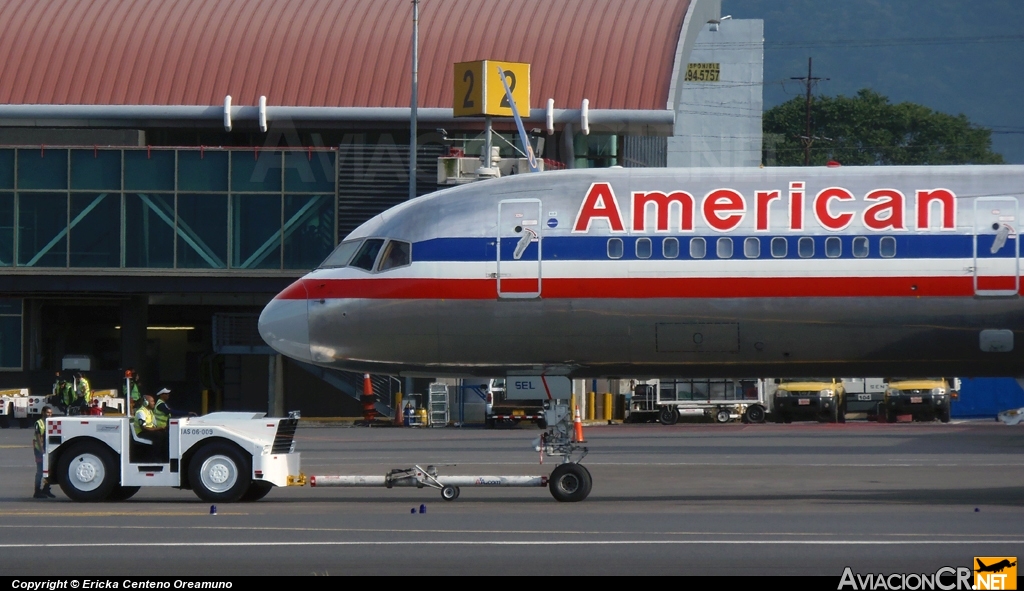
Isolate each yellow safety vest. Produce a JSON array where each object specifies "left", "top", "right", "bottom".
[
  {"left": 77, "top": 378, "right": 92, "bottom": 403},
  {"left": 134, "top": 407, "right": 155, "bottom": 436},
  {"left": 34, "top": 419, "right": 46, "bottom": 455},
  {"left": 153, "top": 401, "right": 170, "bottom": 429},
  {"left": 58, "top": 382, "right": 75, "bottom": 407}
]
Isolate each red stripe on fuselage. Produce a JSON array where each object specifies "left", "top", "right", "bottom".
[
  {"left": 275, "top": 279, "right": 309, "bottom": 300},
  {"left": 976, "top": 276, "right": 1018, "bottom": 291},
  {"left": 283, "top": 276, "right": 993, "bottom": 300}
]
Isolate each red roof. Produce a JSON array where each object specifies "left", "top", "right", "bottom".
[{"left": 0, "top": 0, "right": 691, "bottom": 110}]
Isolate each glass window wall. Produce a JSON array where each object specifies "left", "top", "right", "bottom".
[
  {"left": 285, "top": 151, "right": 336, "bottom": 193},
  {"left": 0, "top": 299, "right": 22, "bottom": 370},
  {"left": 0, "top": 148, "right": 337, "bottom": 270},
  {"left": 18, "top": 192, "right": 67, "bottom": 267},
  {"left": 284, "top": 195, "right": 336, "bottom": 269},
  {"left": 125, "top": 193, "right": 174, "bottom": 268},
  {"left": 70, "top": 193, "right": 120, "bottom": 267},
  {"left": 232, "top": 151, "right": 283, "bottom": 193},
  {"left": 0, "top": 150, "right": 13, "bottom": 189},
  {"left": 232, "top": 194, "right": 282, "bottom": 269},
  {"left": 0, "top": 193, "right": 12, "bottom": 266},
  {"left": 71, "top": 150, "right": 120, "bottom": 191},
  {"left": 177, "top": 194, "right": 227, "bottom": 269},
  {"left": 125, "top": 151, "right": 174, "bottom": 191},
  {"left": 18, "top": 150, "right": 67, "bottom": 190},
  {"left": 178, "top": 151, "right": 228, "bottom": 192}
]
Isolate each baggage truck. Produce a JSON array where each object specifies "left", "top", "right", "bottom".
[
  {"left": 628, "top": 378, "right": 768, "bottom": 425},
  {"left": 483, "top": 379, "right": 546, "bottom": 428}
]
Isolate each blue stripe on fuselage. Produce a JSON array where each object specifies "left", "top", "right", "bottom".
[{"left": 412, "top": 234, "right": 1009, "bottom": 262}]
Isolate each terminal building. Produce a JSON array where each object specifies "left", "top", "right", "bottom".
[{"left": 0, "top": 0, "right": 763, "bottom": 417}]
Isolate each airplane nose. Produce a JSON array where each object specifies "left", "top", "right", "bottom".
[{"left": 259, "top": 279, "right": 311, "bottom": 363}]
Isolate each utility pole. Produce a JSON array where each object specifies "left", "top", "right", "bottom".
[
  {"left": 790, "top": 57, "right": 828, "bottom": 165},
  {"left": 409, "top": 0, "right": 419, "bottom": 200}
]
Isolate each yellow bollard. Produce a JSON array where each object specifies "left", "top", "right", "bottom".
[
  {"left": 604, "top": 392, "right": 613, "bottom": 422},
  {"left": 587, "top": 391, "right": 596, "bottom": 421},
  {"left": 201, "top": 389, "right": 208, "bottom": 416},
  {"left": 394, "top": 392, "right": 403, "bottom": 426}
]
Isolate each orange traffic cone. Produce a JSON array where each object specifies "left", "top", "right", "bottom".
[
  {"left": 573, "top": 407, "right": 585, "bottom": 443},
  {"left": 361, "top": 373, "right": 377, "bottom": 423}
]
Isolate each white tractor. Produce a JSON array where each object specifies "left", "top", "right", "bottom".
[{"left": 43, "top": 412, "right": 303, "bottom": 502}]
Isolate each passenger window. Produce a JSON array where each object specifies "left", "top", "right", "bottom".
[
  {"left": 717, "top": 237, "right": 733, "bottom": 259},
  {"left": 798, "top": 237, "right": 814, "bottom": 258},
  {"left": 320, "top": 240, "right": 361, "bottom": 268},
  {"left": 663, "top": 237, "right": 679, "bottom": 259},
  {"left": 350, "top": 238, "right": 385, "bottom": 271},
  {"left": 608, "top": 238, "right": 623, "bottom": 259},
  {"left": 636, "top": 238, "right": 652, "bottom": 259},
  {"left": 880, "top": 236, "right": 897, "bottom": 258},
  {"left": 771, "top": 237, "right": 787, "bottom": 258},
  {"left": 853, "top": 236, "right": 869, "bottom": 258},
  {"left": 744, "top": 237, "right": 760, "bottom": 258},
  {"left": 378, "top": 240, "right": 412, "bottom": 271},
  {"left": 825, "top": 236, "right": 841, "bottom": 258},
  {"left": 690, "top": 237, "right": 706, "bottom": 259}
]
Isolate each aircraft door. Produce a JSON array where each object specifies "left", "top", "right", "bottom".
[
  {"left": 497, "top": 198, "right": 542, "bottom": 299},
  {"left": 974, "top": 197, "right": 1020, "bottom": 296}
]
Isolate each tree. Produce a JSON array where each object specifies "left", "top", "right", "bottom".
[{"left": 763, "top": 89, "right": 1004, "bottom": 166}]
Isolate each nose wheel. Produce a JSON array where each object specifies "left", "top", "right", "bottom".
[{"left": 548, "top": 463, "right": 592, "bottom": 502}]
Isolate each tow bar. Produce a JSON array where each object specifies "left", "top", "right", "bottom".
[
  {"left": 310, "top": 465, "right": 547, "bottom": 501},
  {"left": 310, "top": 403, "right": 592, "bottom": 502}
]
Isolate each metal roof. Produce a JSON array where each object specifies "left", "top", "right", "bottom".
[{"left": 0, "top": 0, "right": 693, "bottom": 111}]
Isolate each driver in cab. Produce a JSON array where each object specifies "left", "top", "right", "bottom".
[{"left": 134, "top": 395, "right": 168, "bottom": 460}]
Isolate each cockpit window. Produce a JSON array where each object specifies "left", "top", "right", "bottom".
[
  {"left": 320, "top": 240, "right": 362, "bottom": 268},
  {"left": 378, "top": 240, "right": 412, "bottom": 271},
  {"left": 349, "top": 239, "right": 386, "bottom": 271}
]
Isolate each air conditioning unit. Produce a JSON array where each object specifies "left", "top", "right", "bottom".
[
  {"left": 61, "top": 355, "right": 94, "bottom": 371},
  {"left": 437, "top": 157, "right": 545, "bottom": 185}
]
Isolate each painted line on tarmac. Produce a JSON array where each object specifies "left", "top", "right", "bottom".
[
  {"left": 0, "top": 539, "right": 1021, "bottom": 549},
  {"left": 0, "top": 511, "right": 248, "bottom": 517},
  {"left": 577, "top": 462, "right": 1024, "bottom": 467},
  {"left": 0, "top": 525, "right": 1020, "bottom": 538},
  {"left": 297, "top": 461, "right": 1024, "bottom": 468}
]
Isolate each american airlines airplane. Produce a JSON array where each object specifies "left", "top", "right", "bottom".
[{"left": 259, "top": 165, "right": 1024, "bottom": 381}]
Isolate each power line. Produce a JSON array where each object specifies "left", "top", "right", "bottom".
[
  {"left": 693, "top": 34, "right": 1024, "bottom": 50},
  {"left": 767, "top": 143, "right": 1009, "bottom": 152},
  {"left": 791, "top": 58, "right": 829, "bottom": 165}
]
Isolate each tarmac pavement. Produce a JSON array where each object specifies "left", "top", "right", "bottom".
[{"left": 0, "top": 418, "right": 1021, "bottom": 576}]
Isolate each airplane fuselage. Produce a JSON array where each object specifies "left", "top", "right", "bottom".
[{"left": 260, "top": 165, "right": 1024, "bottom": 378}]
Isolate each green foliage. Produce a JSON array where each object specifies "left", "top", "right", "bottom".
[{"left": 763, "top": 89, "right": 1004, "bottom": 166}]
